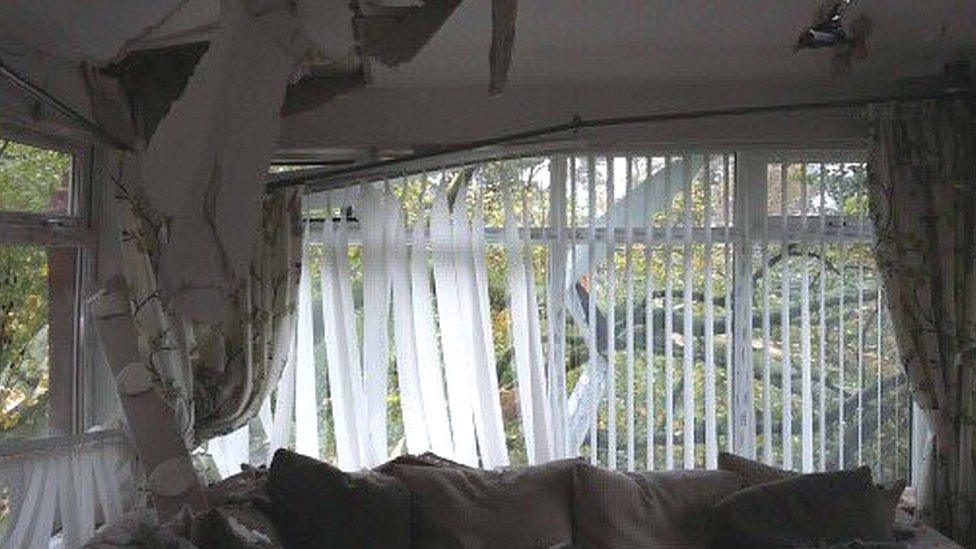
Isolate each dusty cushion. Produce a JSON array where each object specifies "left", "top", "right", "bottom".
[
  {"left": 267, "top": 449, "right": 410, "bottom": 549},
  {"left": 572, "top": 464, "right": 743, "bottom": 549},
  {"left": 711, "top": 466, "right": 893, "bottom": 548},
  {"left": 383, "top": 458, "right": 580, "bottom": 549}
]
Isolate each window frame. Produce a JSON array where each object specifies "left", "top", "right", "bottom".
[
  {"left": 0, "top": 128, "right": 94, "bottom": 442},
  {"left": 308, "top": 147, "right": 914, "bottom": 474}
]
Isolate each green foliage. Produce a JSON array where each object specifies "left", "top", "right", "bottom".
[
  {"left": 0, "top": 140, "right": 72, "bottom": 441},
  {"left": 0, "top": 140, "right": 71, "bottom": 214}
]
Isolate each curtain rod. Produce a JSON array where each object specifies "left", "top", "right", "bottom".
[
  {"left": 267, "top": 87, "right": 971, "bottom": 194},
  {"left": 0, "top": 57, "right": 131, "bottom": 150}
]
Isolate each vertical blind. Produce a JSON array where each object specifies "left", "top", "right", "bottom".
[{"left": 210, "top": 151, "right": 912, "bottom": 482}]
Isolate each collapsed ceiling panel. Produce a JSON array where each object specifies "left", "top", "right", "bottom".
[{"left": 357, "top": 0, "right": 464, "bottom": 67}]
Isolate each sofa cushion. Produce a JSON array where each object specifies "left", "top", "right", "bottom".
[
  {"left": 711, "top": 466, "right": 894, "bottom": 548},
  {"left": 375, "top": 452, "right": 477, "bottom": 473},
  {"left": 717, "top": 452, "right": 907, "bottom": 534},
  {"left": 267, "top": 449, "right": 410, "bottom": 549},
  {"left": 572, "top": 464, "right": 743, "bottom": 549},
  {"left": 383, "top": 458, "right": 580, "bottom": 549},
  {"left": 717, "top": 452, "right": 794, "bottom": 486}
]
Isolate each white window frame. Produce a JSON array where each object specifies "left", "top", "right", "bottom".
[{"left": 0, "top": 128, "right": 95, "bottom": 441}]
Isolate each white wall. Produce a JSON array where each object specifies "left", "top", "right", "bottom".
[{"left": 277, "top": 79, "right": 937, "bottom": 156}]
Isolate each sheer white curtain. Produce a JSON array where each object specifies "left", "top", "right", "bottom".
[
  {"left": 309, "top": 183, "right": 511, "bottom": 468},
  {"left": 0, "top": 432, "right": 136, "bottom": 548},
  {"left": 504, "top": 186, "right": 555, "bottom": 463}
]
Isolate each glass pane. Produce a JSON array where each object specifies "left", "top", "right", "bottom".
[
  {"left": 0, "top": 245, "right": 77, "bottom": 441},
  {"left": 0, "top": 140, "right": 73, "bottom": 214},
  {"left": 758, "top": 160, "right": 909, "bottom": 477}
]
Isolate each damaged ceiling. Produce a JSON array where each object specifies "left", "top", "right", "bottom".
[
  {"left": 4, "top": 0, "right": 972, "bottom": 87},
  {"left": 1, "top": 0, "right": 973, "bottom": 154}
]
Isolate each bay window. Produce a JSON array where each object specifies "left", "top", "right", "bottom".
[{"left": 219, "top": 148, "right": 912, "bottom": 487}]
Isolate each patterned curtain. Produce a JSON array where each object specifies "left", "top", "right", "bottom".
[
  {"left": 867, "top": 98, "right": 976, "bottom": 545},
  {"left": 114, "top": 154, "right": 303, "bottom": 447}
]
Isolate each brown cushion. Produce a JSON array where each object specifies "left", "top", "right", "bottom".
[
  {"left": 572, "top": 464, "right": 744, "bottom": 549},
  {"left": 267, "top": 449, "right": 410, "bottom": 549},
  {"left": 711, "top": 466, "right": 894, "bottom": 548},
  {"left": 717, "top": 452, "right": 907, "bottom": 534},
  {"left": 717, "top": 452, "right": 795, "bottom": 486},
  {"left": 383, "top": 458, "right": 580, "bottom": 548}
]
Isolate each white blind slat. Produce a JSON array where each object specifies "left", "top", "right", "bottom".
[
  {"left": 468, "top": 193, "right": 510, "bottom": 467},
  {"left": 781, "top": 163, "right": 793, "bottom": 470},
  {"left": 607, "top": 158, "right": 618, "bottom": 469},
  {"left": 818, "top": 164, "right": 828, "bottom": 471},
  {"left": 723, "top": 156, "right": 733, "bottom": 454},
  {"left": 549, "top": 156, "right": 569, "bottom": 458},
  {"left": 877, "top": 285, "right": 883, "bottom": 476},
  {"left": 837, "top": 219, "right": 846, "bottom": 469},
  {"left": 664, "top": 157, "right": 675, "bottom": 470},
  {"left": 388, "top": 201, "right": 431, "bottom": 455},
  {"left": 644, "top": 156, "right": 656, "bottom": 471},
  {"left": 801, "top": 165, "right": 814, "bottom": 473},
  {"left": 361, "top": 186, "right": 391, "bottom": 465},
  {"left": 410, "top": 218, "right": 455, "bottom": 458},
  {"left": 857, "top": 202, "right": 865, "bottom": 466},
  {"left": 587, "top": 155, "right": 599, "bottom": 464},
  {"left": 625, "top": 157, "right": 637, "bottom": 472},
  {"left": 704, "top": 155, "right": 718, "bottom": 469},
  {"left": 761, "top": 163, "right": 773, "bottom": 464},
  {"left": 295, "top": 222, "right": 321, "bottom": 459},
  {"left": 431, "top": 186, "right": 479, "bottom": 466},
  {"left": 319, "top": 206, "right": 366, "bottom": 469},
  {"left": 682, "top": 155, "right": 696, "bottom": 470}
]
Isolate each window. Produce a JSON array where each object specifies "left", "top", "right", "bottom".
[
  {"left": 751, "top": 156, "right": 908, "bottom": 480},
  {"left": 269, "top": 149, "right": 911, "bottom": 481},
  {"left": 0, "top": 137, "right": 86, "bottom": 442}
]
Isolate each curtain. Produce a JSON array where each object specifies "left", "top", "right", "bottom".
[
  {"left": 115, "top": 157, "right": 303, "bottom": 448},
  {"left": 867, "top": 98, "right": 976, "bottom": 545},
  {"left": 0, "top": 433, "right": 135, "bottom": 548},
  {"left": 301, "top": 159, "right": 717, "bottom": 470},
  {"left": 311, "top": 183, "right": 514, "bottom": 468},
  {"left": 291, "top": 152, "right": 914, "bottom": 479},
  {"left": 504, "top": 185, "right": 555, "bottom": 463}
]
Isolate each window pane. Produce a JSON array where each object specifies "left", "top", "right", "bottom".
[
  {"left": 758, "top": 160, "right": 908, "bottom": 479},
  {"left": 0, "top": 244, "right": 77, "bottom": 441},
  {"left": 0, "top": 139, "right": 73, "bottom": 214}
]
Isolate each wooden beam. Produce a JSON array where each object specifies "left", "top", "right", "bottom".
[{"left": 489, "top": 0, "right": 517, "bottom": 96}]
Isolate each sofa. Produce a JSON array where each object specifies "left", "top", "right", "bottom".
[{"left": 85, "top": 450, "right": 960, "bottom": 548}]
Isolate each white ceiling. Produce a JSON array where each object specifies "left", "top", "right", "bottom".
[
  {"left": 1, "top": 0, "right": 972, "bottom": 86},
  {"left": 0, "top": 0, "right": 191, "bottom": 61},
  {"left": 369, "top": 0, "right": 976, "bottom": 87}
]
